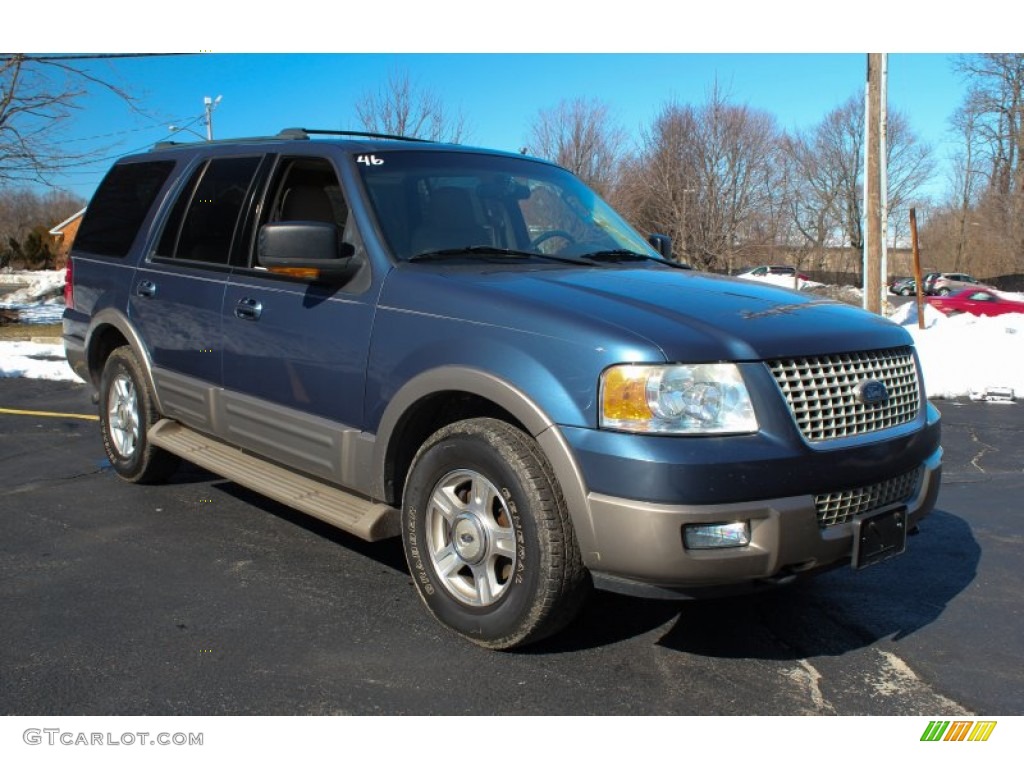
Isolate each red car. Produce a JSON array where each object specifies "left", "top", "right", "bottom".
[{"left": 927, "top": 288, "right": 1024, "bottom": 317}]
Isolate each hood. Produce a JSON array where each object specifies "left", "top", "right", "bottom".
[{"left": 383, "top": 263, "right": 912, "bottom": 362}]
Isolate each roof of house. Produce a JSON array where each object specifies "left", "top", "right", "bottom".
[{"left": 49, "top": 207, "right": 87, "bottom": 236}]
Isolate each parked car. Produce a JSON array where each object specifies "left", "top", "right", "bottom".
[
  {"left": 736, "top": 264, "right": 810, "bottom": 281},
  {"left": 63, "top": 128, "right": 942, "bottom": 649},
  {"left": 925, "top": 272, "right": 987, "bottom": 296},
  {"left": 889, "top": 277, "right": 917, "bottom": 296},
  {"left": 928, "top": 288, "right": 1024, "bottom": 317}
]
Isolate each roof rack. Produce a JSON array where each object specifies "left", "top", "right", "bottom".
[
  {"left": 152, "top": 132, "right": 300, "bottom": 151},
  {"left": 277, "top": 128, "right": 430, "bottom": 143},
  {"left": 152, "top": 128, "right": 430, "bottom": 152}
]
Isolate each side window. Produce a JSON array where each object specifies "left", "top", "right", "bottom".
[
  {"left": 75, "top": 160, "right": 175, "bottom": 257},
  {"left": 155, "top": 156, "right": 261, "bottom": 265},
  {"left": 262, "top": 157, "right": 348, "bottom": 228},
  {"left": 251, "top": 156, "right": 350, "bottom": 270}
]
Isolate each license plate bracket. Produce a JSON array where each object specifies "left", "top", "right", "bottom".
[{"left": 852, "top": 507, "right": 907, "bottom": 569}]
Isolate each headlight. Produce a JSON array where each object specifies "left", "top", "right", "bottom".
[{"left": 600, "top": 363, "right": 758, "bottom": 434}]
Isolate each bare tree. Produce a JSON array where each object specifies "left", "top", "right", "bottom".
[
  {"left": 948, "top": 54, "right": 1024, "bottom": 276},
  {"left": 778, "top": 127, "right": 845, "bottom": 276},
  {"left": 886, "top": 108, "right": 937, "bottom": 247},
  {"left": 615, "top": 103, "right": 697, "bottom": 261},
  {"left": 527, "top": 97, "right": 628, "bottom": 198},
  {"left": 779, "top": 95, "right": 933, "bottom": 273},
  {"left": 943, "top": 104, "right": 985, "bottom": 272},
  {"left": 1, "top": 53, "right": 136, "bottom": 187},
  {"left": 624, "top": 87, "right": 783, "bottom": 272},
  {"left": 354, "top": 70, "right": 468, "bottom": 143}
]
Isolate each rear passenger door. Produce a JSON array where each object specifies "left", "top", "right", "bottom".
[
  {"left": 132, "top": 154, "right": 265, "bottom": 433},
  {"left": 220, "top": 155, "right": 378, "bottom": 488}
]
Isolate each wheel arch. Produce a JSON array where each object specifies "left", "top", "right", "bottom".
[
  {"left": 371, "top": 367, "right": 597, "bottom": 560},
  {"left": 85, "top": 309, "right": 162, "bottom": 412},
  {"left": 374, "top": 367, "right": 551, "bottom": 503}
]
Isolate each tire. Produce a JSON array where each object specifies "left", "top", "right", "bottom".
[
  {"left": 99, "top": 346, "right": 180, "bottom": 484},
  {"left": 900, "top": 287, "right": 912, "bottom": 296},
  {"left": 938, "top": 288, "right": 951, "bottom": 296},
  {"left": 401, "top": 418, "right": 590, "bottom": 649}
]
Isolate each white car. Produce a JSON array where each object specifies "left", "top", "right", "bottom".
[{"left": 736, "top": 265, "right": 808, "bottom": 279}]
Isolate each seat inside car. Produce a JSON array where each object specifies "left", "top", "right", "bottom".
[{"left": 280, "top": 184, "right": 336, "bottom": 224}]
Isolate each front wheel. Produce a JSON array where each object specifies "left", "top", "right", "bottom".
[
  {"left": 402, "top": 418, "right": 590, "bottom": 649},
  {"left": 99, "top": 347, "right": 180, "bottom": 484}
]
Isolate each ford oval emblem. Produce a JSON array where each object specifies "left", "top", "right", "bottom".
[{"left": 854, "top": 379, "right": 889, "bottom": 405}]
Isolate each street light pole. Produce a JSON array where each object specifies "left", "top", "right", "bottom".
[
  {"left": 681, "top": 188, "right": 694, "bottom": 263},
  {"left": 204, "top": 95, "right": 223, "bottom": 141}
]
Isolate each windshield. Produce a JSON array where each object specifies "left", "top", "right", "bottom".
[{"left": 355, "top": 150, "right": 658, "bottom": 263}]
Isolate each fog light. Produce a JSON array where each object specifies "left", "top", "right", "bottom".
[{"left": 684, "top": 522, "right": 750, "bottom": 549}]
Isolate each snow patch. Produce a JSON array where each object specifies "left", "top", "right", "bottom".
[{"left": 0, "top": 340, "right": 83, "bottom": 382}]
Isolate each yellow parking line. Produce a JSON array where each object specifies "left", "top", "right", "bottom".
[{"left": 0, "top": 406, "right": 99, "bottom": 422}]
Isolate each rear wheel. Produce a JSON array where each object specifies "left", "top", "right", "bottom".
[
  {"left": 402, "top": 418, "right": 590, "bottom": 649},
  {"left": 99, "top": 347, "right": 180, "bottom": 484}
]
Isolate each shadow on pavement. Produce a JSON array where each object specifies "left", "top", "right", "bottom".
[
  {"left": 169, "top": 462, "right": 979, "bottom": 660},
  {"left": 530, "top": 509, "right": 977, "bottom": 659}
]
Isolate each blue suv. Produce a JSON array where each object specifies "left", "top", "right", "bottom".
[{"left": 64, "top": 129, "right": 942, "bottom": 648}]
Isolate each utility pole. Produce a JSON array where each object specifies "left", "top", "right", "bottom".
[
  {"left": 204, "top": 95, "right": 223, "bottom": 141},
  {"left": 864, "top": 54, "right": 885, "bottom": 314}
]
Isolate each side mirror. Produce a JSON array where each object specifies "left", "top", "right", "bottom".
[
  {"left": 647, "top": 233, "right": 673, "bottom": 259},
  {"left": 258, "top": 222, "right": 358, "bottom": 280}
]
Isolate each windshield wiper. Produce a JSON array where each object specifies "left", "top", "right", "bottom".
[
  {"left": 580, "top": 249, "right": 693, "bottom": 269},
  {"left": 409, "top": 246, "right": 603, "bottom": 266}
]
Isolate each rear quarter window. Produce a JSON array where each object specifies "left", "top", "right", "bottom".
[{"left": 74, "top": 161, "right": 176, "bottom": 257}]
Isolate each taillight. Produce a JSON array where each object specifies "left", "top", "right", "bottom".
[{"left": 64, "top": 258, "right": 74, "bottom": 310}]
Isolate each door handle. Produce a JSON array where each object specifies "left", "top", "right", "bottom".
[
  {"left": 234, "top": 297, "right": 263, "bottom": 320},
  {"left": 136, "top": 280, "right": 157, "bottom": 298}
]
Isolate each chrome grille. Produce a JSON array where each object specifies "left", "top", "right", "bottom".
[
  {"left": 814, "top": 467, "right": 923, "bottom": 527},
  {"left": 767, "top": 347, "right": 920, "bottom": 442}
]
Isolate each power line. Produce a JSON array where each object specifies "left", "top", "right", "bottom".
[
  {"left": 60, "top": 114, "right": 202, "bottom": 144},
  {"left": 0, "top": 53, "right": 198, "bottom": 62},
  {"left": 57, "top": 113, "right": 207, "bottom": 168},
  {"left": 3, "top": 112, "right": 209, "bottom": 183}
]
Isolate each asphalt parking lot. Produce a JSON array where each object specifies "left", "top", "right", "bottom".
[{"left": 0, "top": 378, "right": 1020, "bottom": 715}]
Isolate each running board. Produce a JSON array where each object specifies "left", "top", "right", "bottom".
[{"left": 149, "top": 419, "right": 400, "bottom": 541}]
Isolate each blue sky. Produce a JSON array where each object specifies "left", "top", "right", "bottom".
[
  {"left": 40, "top": 52, "right": 970, "bottom": 202},
  {"left": 7, "top": 1, "right": 1004, "bottom": 202}
]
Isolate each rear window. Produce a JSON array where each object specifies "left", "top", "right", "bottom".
[{"left": 74, "top": 161, "right": 175, "bottom": 257}]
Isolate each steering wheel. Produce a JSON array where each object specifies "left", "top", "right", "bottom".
[{"left": 530, "top": 230, "right": 577, "bottom": 249}]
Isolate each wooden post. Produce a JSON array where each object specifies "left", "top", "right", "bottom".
[{"left": 909, "top": 208, "right": 925, "bottom": 330}]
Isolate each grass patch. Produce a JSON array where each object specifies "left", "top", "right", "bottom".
[{"left": 0, "top": 323, "right": 62, "bottom": 341}]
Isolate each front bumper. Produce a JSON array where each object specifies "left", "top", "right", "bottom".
[{"left": 575, "top": 441, "right": 942, "bottom": 589}]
